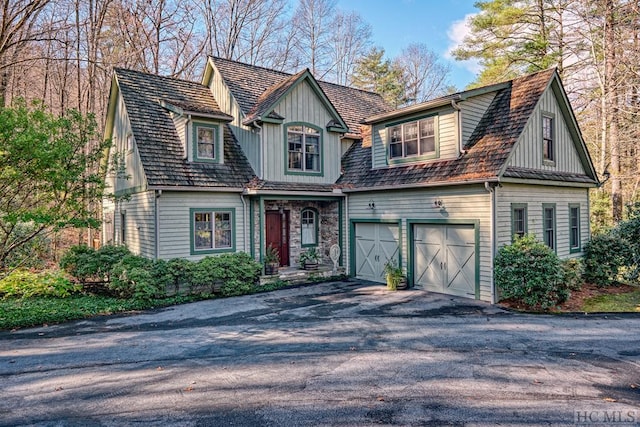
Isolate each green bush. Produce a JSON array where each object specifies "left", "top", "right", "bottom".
[
  {"left": 615, "top": 207, "right": 640, "bottom": 282},
  {"left": 583, "top": 233, "right": 632, "bottom": 286},
  {"left": 109, "top": 255, "right": 163, "bottom": 300},
  {"left": 560, "top": 258, "right": 584, "bottom": 291},
  {"left": 495, "top": 234, "right": 566, "bottom": 310},
  {"left": 191, "top": 253, "right": 261, "bottom": 295},
  {"left": 60, "top": 245, "right": 131, "bottom": 282},
  {"left": 0, "top": 269, "right": 80, "bottom": 299}
]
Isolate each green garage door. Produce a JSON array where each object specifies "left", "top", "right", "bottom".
[
  {"left": 413, "top": 224, "right": 477, "bottom": 298},
  {"left": 354, "top": 222, "right": 399, "bottom": 283}
]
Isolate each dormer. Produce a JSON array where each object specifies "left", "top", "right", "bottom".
[{"left": 160, "top": 99, "right": 233, "bottom": 164}]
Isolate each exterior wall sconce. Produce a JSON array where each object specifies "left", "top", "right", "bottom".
[
  {"left": 434, "top": 199, "right": 445, "bottom": 210},
  {"left": 368, "top": 200, "right": 376, "bottom": 210}
]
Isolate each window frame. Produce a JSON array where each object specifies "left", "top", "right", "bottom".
[
  {"left": 510, "top": 203, "right": 528, "bottom": 242},
  {"left": 192, "top": 122, "right": 219, "bottom": 163},
  {"left": 300, "top": 207, "right": 319, "bottom": 247},
  {"left": 542, "top": 113, "right": 555, "bottom": 164},
  {"left": 190, "top": 208, "right": 236, "bottom": 255},
  {"left": 284, "top": 122, "right": 323, "bottom": 176},
  {"left": 542, "top": 203, "right": 556, "bottom": 252},
  {"left": 120, "top": 211, "right": 126, "bottom": 244},
  {"left": 386, "top": 114, "right": 439, "bottom": 164},
  {"left": 569, "top": 203, "right": 581, "bottom": 253}
]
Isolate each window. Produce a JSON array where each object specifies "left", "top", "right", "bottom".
[
  {"left": 126, "top": 134, "right": 134, "bottom": 152},
  {"left": 569, "top": 204, "right": 580, "bottom": 252},
  {"left": 543, "top": 204, "right": 556, "bottom": 250},
  {"left": 287, "top": 124, "right": 321, "bottom": 173},
  {"left": 301, "top": 208, "right": 318, "bottom": 246},
  {"left": 542, "top": 115, "right": 554, "bottom": 162},
  {"left": 388, "top": 116, "right": 436, "bottom": 161},
  {"left": 511, "top": 203, "right": 527, "bottom": 241},
  {"left": 193, "top": 123, "right": 218, "bottom": 162},
  {"left": 191, "top": 209, "right": 234, "bottom": 253},
  {"left": 120, "top": 211, "right": 126, "bottom": 244}
]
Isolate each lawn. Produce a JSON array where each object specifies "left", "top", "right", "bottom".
[{"left": 582, "top": 290, "right": 640, "bottom": 312}]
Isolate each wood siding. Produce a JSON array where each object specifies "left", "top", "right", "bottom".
[
  {"left": 460, "top": 92, "right": 496, "bottom": 146},
  {"left": 347, "top": 185, "right": 494, "bottom": 302},
  {"left": 262, "top": 80, "right": 342, "bottom": 183},
  {"left": 157, "top": 191, "right": 245, "bottom": 261},
  {"left": 115, "top": 191, "right": 156, "bottom": 258},
  {"left": 371, "top": 106, "right": 458, "bottom": 169},
  {"left": 172, "top": 114, "right": 187, "bottom": 160},
  {"left": 509, "top": 88, "right": 585, "bottom": 174},
  {"left": 208, "top": 64, "right": 261, "bottom": 176},
  {"left": 112, "top": 92, "right": 147, "bottom": 192},
  {"left": 496, "top": 183, "right": 590, "bottom": 258}
]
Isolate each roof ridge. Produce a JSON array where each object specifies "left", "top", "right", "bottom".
[
  {"left": 209, "top": 56, "right": 292, "bottom": 78},
  {"left": 114, "top": 67, "right": 204, "bottom": 87}
]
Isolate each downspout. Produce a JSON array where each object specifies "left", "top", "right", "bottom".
[
  {"left": 451, "top": 99, "right": 465, "bottom": 157},
  {"left": 154, "top": 189, "right": 162, "bottom": 260},
  {"left": 253, "top": 121, "right": 264, "bottom": 179},
  {"left": 484, "top": 181, "right": 497, "bottom": 303},
  {"left": 240, "top": 194, "right": 248, "bottom": 253}
]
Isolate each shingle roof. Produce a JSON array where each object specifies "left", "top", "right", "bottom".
[
  {"left": 243, "top": 70, "right": 307, "bottom": 124},
  {"left": 246, "top": 178, "right": 337, "bottom": 193},
  {"left": 209, "top": 57, "right": 391, "bottom": 137},
  {"left": 114, "top": 68, "right": 255, "bottom": 188},
  {"left": 338, "top": 68, "right": 595, "bottom": 189}
]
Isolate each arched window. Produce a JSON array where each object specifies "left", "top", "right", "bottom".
[{"left": 301, "top": 208, "right": 318, "bottom": 246}]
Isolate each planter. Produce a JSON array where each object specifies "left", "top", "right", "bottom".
[
  {"left": 386, "top": 273, "right": 404, "bottom": 291},
  {"left": 303, "top": 261, "right": 319, "bottom": 271},
  {"left": 265, "top": 262, "right": 279, "bottom": 275}
]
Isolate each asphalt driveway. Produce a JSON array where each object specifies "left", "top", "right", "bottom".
[{"left": 1, "top": 280, "right": 639, "bottom": 426}]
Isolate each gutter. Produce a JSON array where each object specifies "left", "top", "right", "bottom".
[
  {"left": 242, "top": 189, "right": 346, "bottom": 198},
  {"left": 450, "top": 99, "right": 465, "bottom": 157},
  {"left": 148, "top": 185, "right": 245, "bottom": 193},
  {"left": 341, "top": 178, "right": 499, "bottom": 193},
  {"left": 154, "top": 189, "right": 162, "bottom": 260},
  {"left": 484, "top": 181, "right": 497, "bottom": 304}
]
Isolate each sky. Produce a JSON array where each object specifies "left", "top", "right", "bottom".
[{"left": 335, "top": 0, "right": 480, "bottom": 90}]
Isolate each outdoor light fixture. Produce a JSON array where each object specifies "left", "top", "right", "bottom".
[
  {"left": 368, "top": 200, "right": 376, "bottom": 210},
  {"left": 434, "top": 199, "right": 445, "bottom": 209}
]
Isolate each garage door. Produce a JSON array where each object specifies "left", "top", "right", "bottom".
[
  {"left": 354, "top": 222, "right": 399, "bottom": 283},
  {"left": 413, "top": 224, "right": 477, "bottom": 298}
]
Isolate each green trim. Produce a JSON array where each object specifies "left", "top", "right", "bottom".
[
  {"left": 510, "top": 203, "right": 528, "bottom": 242},
  {"left": 284, "top": 122, "right": 324, "bottom": 176},
  {"left": 189, "top": 207, "right": 236, "bottom": 255},
  {"left": 569, "top": 203, "right": 581, "bottom": 253},
  {"left": 406, "top": 219, "right": 480, "bottom": 299},
  {"left": 258, "top": 197, "right": 265, "bottom": 263},
  {"left": 542, "top": 203, "right": 557, "bottom": 253},
  {"left": 192, "top": 122, "right": 220, "bottom": 163},
  {"left": 249, "top": 199, "right": 255, "bottom": 259},
  {"left": 386, "top": 115, "right": 440, "bottom": 166},
  {"left": 300, "top": 207, "right": 319, "bottom": 248},
  {"left": 258, "top": 195, "right": 341, "bottom": 201},
  {"left": 338, "top": 199, "right": 344, "bottom": 266},
  {"left": 327, "top": 125, "right": 348, "bottom": 133},
  {"left": 260, "top": 117, "right": 284, "bottom": 124},
  {"left": 349, "top": 218, "right": 402, "bottom": 278}
]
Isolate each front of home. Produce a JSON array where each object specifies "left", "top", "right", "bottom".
[{"left": 103, "top": 57, "right": 598, "bottom": 303}]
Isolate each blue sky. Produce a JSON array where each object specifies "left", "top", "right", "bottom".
[{"left": 335, "top": 0, "right": 480, "bottom": 90}]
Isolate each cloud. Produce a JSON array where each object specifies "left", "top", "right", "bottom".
[{"left": 445, "top": 13, "right": 482, "bottom": 74}]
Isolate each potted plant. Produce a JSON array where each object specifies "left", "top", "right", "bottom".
[
  {"left": 264, "top": 244, "right": 280, "bottom": 275},
  {"left": 299, "top": 247, "right": 320, "bottom": 270},
  {"left": 384, "top": 260, "right": 406, "bottom": 291}
]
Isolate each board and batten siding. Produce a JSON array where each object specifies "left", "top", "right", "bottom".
[
  {"left": 261, "top": 80, "right": 342, "bottom": 184},
  {"left": 371, "top": 106, "right": 459, "bottom": 170},
  {"left": 347, "top": 185, "right": 494, "bottom": 302},
  {"left": 207, "top": 64, "right": 261, "bottom": 176},
  {"left": 115, "top": 191, "right": 156, "bottom": 259},
  {"left": 508, "top": 88, "right": 584, "bottom": 174},
  {"left": 172, "top": 114, "right": 187, "bottom": 159},
  {"left": 113, "top": 92, "right": 147, "bottom": 192},
  {"left": 496, "top": 183, "right": 590, "bottom": 258},
  {"left": 157, "top": 191, "right": 245, "bottom": 261},
  {"left": 460, "top": 92, "right": 496, "bottom": 146}
]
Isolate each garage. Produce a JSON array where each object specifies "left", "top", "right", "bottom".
[
  {"left": 353, "top": 222, "right": 400, "bottom": 283},
  {"left": 411, "top": 222, "right": 478, "bottom": 298}
]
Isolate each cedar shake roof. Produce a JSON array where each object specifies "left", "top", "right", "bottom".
[
  {"left": 114, "top": 68, "right": 255, "bottom": 188},
  {"left": 338, "top": 68, "right": 597, "bottom": 189},
  {"left": 209, "top": 56, "right": 391, "bottom": 137},
  {"left": 246, "top": 178, "right": 336, "bottom": 193},
  {"left": 243, "top": 69, "right": 307, "bottom": 124}
]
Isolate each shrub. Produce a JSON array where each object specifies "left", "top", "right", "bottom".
[
  {"left": 583, "top": 233, "right": 632, "bottom": 286},
  {"left": 0, "top": 269, "right": 80, "bottom": 299},
  {"left": 560, "top": 258, "right": 584, "bottom": 291},
  {"left": 495, "top": 234, "right": 566, "bottom": 310},
  {"left": 60, "top": 245, "right": 131, "bottom": 282},
  {"left": 615, "top": 208, "right": 640, "bottom": 282},
  {"left": 191, "top": 253, "right": 261, "bottom": 295},
  {"left": 109, "top": 255, "right": 163, "bottom": 300}
]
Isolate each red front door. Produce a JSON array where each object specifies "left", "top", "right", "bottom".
[{"left": 265, "top": 210, "right": 289, "bottom": 266}]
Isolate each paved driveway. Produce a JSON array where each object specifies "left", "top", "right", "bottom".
[{"left": 1, "top": 280, "right": 639, "bottom": 426}]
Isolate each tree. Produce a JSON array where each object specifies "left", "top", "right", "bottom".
[
  {"left": 0, "top": 100, "right": 110, "bottom": 272},
  {"left": 291, "top": 0, "right": 336, "bottom": 77},
  {"left": 351, "top": 47, "right": 406, "bottom": 107},
  {"left": 325, "top": 10, "right": 371, "bottom": 85},
  {"left": 395, "top": 43, "right": 451, "bottom": 104}
]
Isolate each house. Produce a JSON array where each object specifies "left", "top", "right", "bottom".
[{"left": 103, "top": 57, "right": 598, "bottom": 303}]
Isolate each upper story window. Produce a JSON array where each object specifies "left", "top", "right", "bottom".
[
  {"left": 301, "top": 208, "right": 318, "bottom": 246},
  {"left": 542, "top": 115, "right": 554, "bottom": 162},
  {"left": 287, "top": 124, "right": 321, "bottom": 174},
  {"left": 388, "top": 116, "right": 437, "bottom": 162},
  {"left": 193, "top": 122, "right": 218, "bottom": 162}
]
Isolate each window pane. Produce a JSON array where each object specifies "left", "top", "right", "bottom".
[
  {"left": 289, "top": 125, "right": 303, "bottom": 133},
  {"left": 305, "top": 126, "right": 320, "bottom": 135},
  {"left": 389, "top": 126, "right": 401, "bottom": 143},
  {"left": 301, "top": 210, "right": 316, "bottom": 245},
  {"left": 197, "top": 127, "right": 215, "bottom": 159},
  {"left": 405, "top": 139, "right": 418, "bottom": 156},
  {"left": 570, "top": 207, "right": 579, "bottom": 248},
  {"left": 390, "top": 142, "right": 403, "bottom": 158},
  {"left": 420, "top": 136, "right": 435, "bottom": 154},
  {"left": 420, "top": 119, "right": 434, "bottom": 138},
  {"left": 215, "top": 212, "right": 232, "bottom": 248},
  {"left": 513, "top": 207, "right": 525, "bottom": 237},
  {"left": 289, "top": 152, "right": 302, "bottom": 169},
  {"left": 543, "top": 207, "right": 555, "bottom": 249},
  {"left": 404, "top": 122, "right": 418, "bottom": 141},
  {"left": 195, "top": 212, "right": 212, "bottom": 249}
]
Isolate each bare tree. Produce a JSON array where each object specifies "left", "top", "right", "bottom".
[
  {"left": 326, "top": 10, "right": 371, "bottom": 85},
  {"left": 291, "top": 0, "right": 335, "bottom": 77},
  {"left": 395, "top": 43, "right": 450, "bottom": 104}
]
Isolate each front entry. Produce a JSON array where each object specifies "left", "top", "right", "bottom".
[{"left": 266, "top": 210, "right": 290, "bottom": 266}]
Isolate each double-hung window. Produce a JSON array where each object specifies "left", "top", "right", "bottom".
[
  {"left": 388, "top": 116, "right": 436, "bottom": 161},
  {"left": 287, "top": 124, "right": 321, "bottom": 173},
  {"left": 192, "top": 209, "right": 234, "bottom": 253},
  {"left": 301, "top": 208, "right": 318, "bottom": 246},
  {"left": 542, "top": 204, "right": 556, "bottom": 250},
  {"left": 542, "top": 115, "right": 554, "bottom": 162},
  {"left": 193, "top": 123, "right": 218, "bottom": 162},
  {"left": 511, "top": 203, "right": 527, "bottom": 241},
  {"left": 569, "top": 204, "right": 580, "bottom": 252}
]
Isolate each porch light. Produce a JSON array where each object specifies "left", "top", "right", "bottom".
[{"left": 368, "top": 200, "right": 376, "bottom": 210}]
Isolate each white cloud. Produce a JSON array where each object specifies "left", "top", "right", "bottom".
[{"left": 445, "top": 13, "right": 482, "bottom": 75}]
